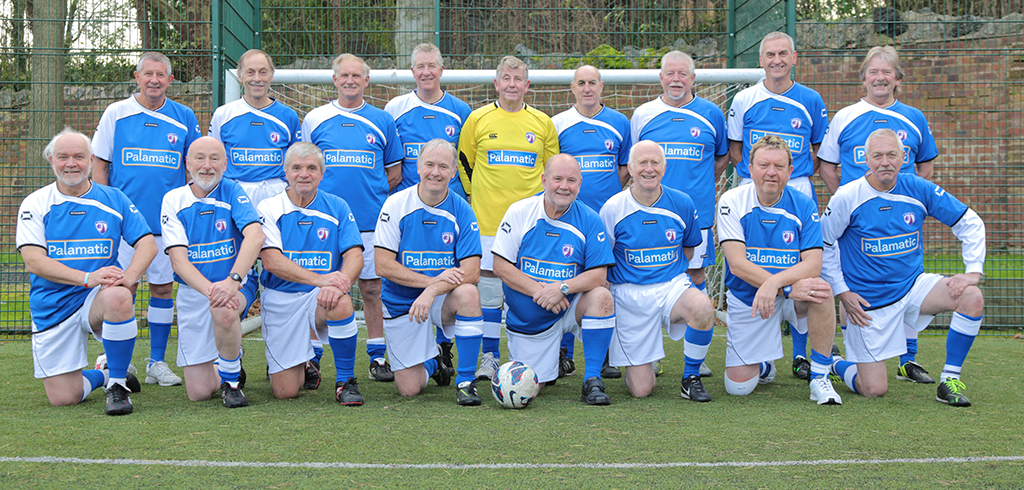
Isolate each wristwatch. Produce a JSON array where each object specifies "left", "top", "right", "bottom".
[
  {"left": 782, "top": 285, "right": 792, "bottom": 299},
  {"left": 229, "top": 272, "right": 243, "bottom": 283},
  {"left": 559, "top": 282, "right": 570, "bottom": 295}
]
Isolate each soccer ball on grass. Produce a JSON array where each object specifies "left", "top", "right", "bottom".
[{"left": 491, "top": 361, "right": 540, "bottom": 409}]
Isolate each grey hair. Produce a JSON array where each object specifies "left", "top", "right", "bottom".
[
  {"left": 284, "top": 142, "right": 325, "bottom": 173},
  {"left": 660, "top": 51, "right": 695, "bottom": 75},
  {"left": 865, "top": 128, "right": 903, "bottom": 156},
  {"left": 627, "top": 140, "right": 666, "bottom": 171},
  {"left": 136, "top": 52, "right": 173, "bottom": 76},
  {"left": 411, "top": 43, "right": 443, "bottom": 68},
  {"left": 43, "top": 126, "right": 91, "bottom": 161},
  {"left": 238, "top": 49, "right": 275, "bottom": 73},
  {"left": 418, "top": 138, "right": 457, "bottom": 166},
  {"left": 759, "top": 32, "right": 795, "bottom": 57},
  {"left": 332, "top": 53, "right": 371, "bottom": 77},
  {"left": 495, "top": 55, "right": 529, "bottom": 81}
]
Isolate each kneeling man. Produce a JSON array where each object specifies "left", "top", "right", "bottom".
[
  {"left": 717, "top": 135, "right": 841, "bottom": 404},
  {"left": 599, "top": 141, "right": 715, "bottom": 401},
  {"left": 258, "top": 142, "right": 365, "bottom": 404},
  {"left": 492, "top": 154, "right": 616, "bottom": 405},
  {"left": 161, "top": 137, "right": 265, "bottom": 408},
  {"left": 375, "top": 139, "right": 485, "bottom": 405}
]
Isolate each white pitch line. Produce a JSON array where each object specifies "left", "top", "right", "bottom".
[{"left": 2, "top": 456, "right": 1023, "bottom": 469}]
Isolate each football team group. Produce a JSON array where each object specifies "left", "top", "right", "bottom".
[{"left": 18, "top": 30, "right": 986, "bottom": 415}]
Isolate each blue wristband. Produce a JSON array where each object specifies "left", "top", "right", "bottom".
[{"left": 782, "top": 285, "right": 792, "bottom": 299}]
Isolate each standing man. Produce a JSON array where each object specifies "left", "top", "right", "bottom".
[
  {"left": 600, "top": 141, "right": 715, "bottom": 401},
  {"left": 91, "top": 52, "right": 202, "bottom": 388},
  {"left": 458, "top": 55, "right": 560, "bottom": 379},
  {"left": 375, "top": 139, "right": 485, "bottom": 405},
  {"left": 492, "top": 154, "right": 617, "bottom": 405},
  {"left": 18, "top": 128, "right": 154, "bottom": 415},
  {"left": 303, "top": 53, "right": 404, "bottom": 382},
  {"left": 551, "top": 64, "right": 631, "bottom": 380},
  {"left": 716, "top": 135, "right": 841, "bottom": 404},
  {"left": 630, "top": 50, "right": 726, "bottom": 377},
  {"left": 161, "top": 137, "right": 266, "bottom": 408},
  {"left": 384, "top": 43, "right": 472, "bottom": 199},
  {"left": 822, "top": 129, "right": 985, "bottom": 407},
  {"left": 726, "top": 32, "right": 829, "bottom": 378},
  {"left": 257, "top": 143, "right": 366, "bottom": 404},
  {"left": 817, "top": 46, "right": 939, "bottom": 378},
  {"left": 209, "top": 49, "right": 302, "bottom": 206}
]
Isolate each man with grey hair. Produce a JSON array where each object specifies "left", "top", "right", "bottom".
[
  {"left": 817, "top": 46, "right": 940, "bottom": 380},
  {"left": 726, "top": 31, "right": 829, "bottom": 380},
  {"left": 161, "top": 137, "right": 266, "bottom": 408},
  {"left": 599, "top": 140, "right": 715, "bottom": 401},
  {"left": 375, "top": 138, "right": 485, "bottom": 405},
  {"left": 91, "top": 51, "right": 202, "bottom": 389},
  {"left": 18, "top": 127, "right": 155, "bottom": 415},
  {"left": 630, "top": 50, "right": 726, "bottom": 378},
  {"left": 302, "top": 53, "right": 404, "bottom": 383},
  {"left": 457, "top": 55, "right": 559, "bottom": 380},
  {"left": 257, "top": 142, "right": 365, "bottom": 403}
]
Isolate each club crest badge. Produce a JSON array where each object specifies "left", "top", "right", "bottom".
[
  {"left": 562, "top": 244, "right": 574, "bottom": 258},
  {"left": 903, "top": 212, "right": 916, "bottom": 226},
  {"left": 167, "top": 133, "right": 178, "bottom": 145},
  {"left": 896, "top": 130, "right": 908, "bottom": 141},
  {"left": 791, "top": 118, "right": 802, "bottom": 130},
  {"left": 317, "top": 227, "right": 329, "bottom": 242},
  {"left": 782, "top": 230, "right": 794, "bottom": 244},
  {"left": 95, "top": 221, "right": 108, "bottom": 235},
  {"left": 445, "top": 125, "right": 457, "bottom": 137},
  {"left": 441, "top": 232, "right": 454, "bottom": 246},
  {"left": 366, "top": 133, "right": 376, "bottom": 145},
  {"left": 270, "top": 132, "right": 281, "bottom": 144},
  {"left": 525, "top": 132, "right": 536, "bottom": 144},
  {"left": 603, "top": 139, "right": 614, "bottom": 151},
  {"left": 215, "top": 219, "right": 227, "bottom": 233},
  {"left": 690, "top": 127, "right": 701, "bottom": 138},
  {"left": 665, "top": 229, "right": 677, "bottom": 242}
]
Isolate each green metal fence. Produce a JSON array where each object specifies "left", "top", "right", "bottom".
[{"left": 1, "top": 0, "right": 1021, "bottom": 337}]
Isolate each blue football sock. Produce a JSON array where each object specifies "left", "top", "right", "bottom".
[
  {"left": 942, "top": 312, "right": 981, "bottom": 381},
  {"left": 313, "top": 345, "right": 324, "bottom": 364},
  {"left": 900, "top": 338, "right": 918, "bottom": 365},
  {"left": 102, "top": 318, "right": 138, "bottom": 388},
  {"left": 435, "top": 327, "right": 450, "bottom": 344},
  {"left": 218, "top": 352, "right": 242, "bottom": 386},
  {"left": 82, "top": 369, "right": 106, "bottom": 401},
  {"left": 424, "top": 358, "right": 439, "bottom": 379},
  {"left": 581, "top": 315, "right": 614, "bottom": 380},
  {"left": 455, "top": 333, "right": 482, "bottom": 385},
  {"left": 791, "top": 324, "right": 808, "bottom": 360},
  {"left": 683, "top": 325, "right": 713, "bottom": 378},
  {"left": 560, "top": 332, "right": 575, "bottom": 357},
  {"left": 147, "top": 297, "right": 174, "bottom": 363},
  {"left": 809, "top": 349, "right": 832, "bottom": 380},
  {"left": 759, "top": 362, "right": 773, "bottom": 379},
  {"left": 366, "top": 337, "right": 386, "bottom": 361},
  {"left": 833, "top": 359, "right": 859, "bottom": 394},
  {"left": 328, "top": 315, "right": 358, "bottom": 383},
  {"left": 482, "top": 307, "right": 502, "bottom": 357}
]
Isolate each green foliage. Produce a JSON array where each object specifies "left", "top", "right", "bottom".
[
  {"left": 64, "top": 56, "right": 136, "bottom": 85},
  {"left": 562, "top": 44, "right": 635, "bottom": 69}
]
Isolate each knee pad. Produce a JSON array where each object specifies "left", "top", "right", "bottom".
[
  {"left": 478, "top": 276, "right": 504, "bottom": 309},
  {"left": 724, "top": 372, "right": 759, "bottom": 396}
]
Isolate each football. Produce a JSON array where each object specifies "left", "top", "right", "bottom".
[{"left": 490, "top": 361, "right": 540, "bottom": 409}]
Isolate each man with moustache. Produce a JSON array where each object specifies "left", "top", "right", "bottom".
[
  {"left": 18, "top": 127, "right": 155, "bottom": 415},
  {"left": 161, "top": 137, "right": 266, "bottom": 408}
]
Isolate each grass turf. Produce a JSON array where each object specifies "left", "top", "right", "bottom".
[{"left": 1, "top": 332, "right": 1022, "bottom": 488}]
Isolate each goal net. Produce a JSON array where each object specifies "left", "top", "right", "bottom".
[{"left": 229, "top": 68, "right": 764, "bottom": 323}]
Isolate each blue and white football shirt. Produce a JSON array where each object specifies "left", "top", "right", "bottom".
[
  {"left": 630, "top": 96, "right": 727, "bottom": 228},
  {"left": 599, "top": 186, "right": 701, "bottom": 285},
  {"left": 375, "top": 186, "right": 481, "bottom": 317},
  {"left": 258, "top": 190, "right": 363, "bottom": 294},
  {"left": 492, "top": 196, "right": 615, "bottom": 335},
  {"left": 817, "top": 99, "right": 938, "bottom": 186},
  {"left": 821, "top": 175, "right": 985, "bottom": 309},
  {"left": 384, "top": 91, "right": 472, "bottom": 198},
  {"left": 161, "top": 178, "right": 261, "bottom": 283},
  {"left": 727, "top": 82, "right": 828, "bottom": 179},
  {"left": 552, "top": 105, "right": 632, "bottom": 212},
  {"left": 17, "top": 183, "right": 152, "bottom": 330},
  {"left": 717, "top": 184, "right": 822, "bottom": 306},
  {"left": 301, "top": 101, "right": 403, "bottom": 232},
  {"left": 208, "top": 98, "right": 302, "bottom": 183},
  {"left": 91, "top": 95, "right": 201, "bottom": 234}
]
